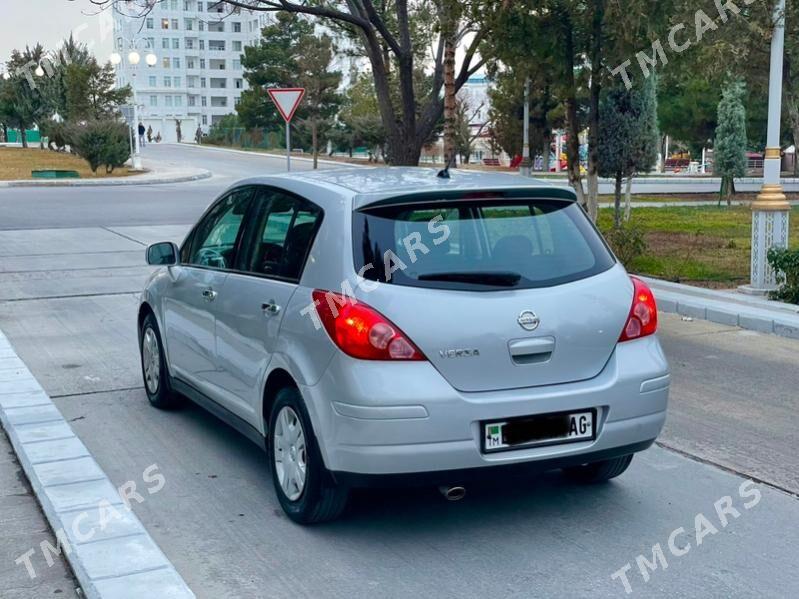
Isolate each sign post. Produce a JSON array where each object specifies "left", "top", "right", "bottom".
[{"left": 267, "top": 88, "right": 306, "bottom": 172}]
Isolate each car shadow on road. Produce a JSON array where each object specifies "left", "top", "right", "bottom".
[{"left": 171, "top": 396, "right": 642, "bottom": 534}]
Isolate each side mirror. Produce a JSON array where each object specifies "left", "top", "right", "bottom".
[{"left": 146, "top": 242, "right": 180, "bottom": 266}]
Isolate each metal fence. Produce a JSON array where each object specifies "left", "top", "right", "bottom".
[{"left": 206, "top": 127, "right": 287, "bottom": 151}]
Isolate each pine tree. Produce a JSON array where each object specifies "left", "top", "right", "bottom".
[
  {"left": 714, "top": 80, "right": 748, "bottom": 206},
  {"left": 598, "top": 75, "right": 659, "bottom": 228}
]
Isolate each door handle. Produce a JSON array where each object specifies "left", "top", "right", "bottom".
[
  {"left": 262, "top": 300, "right": 281, "bottom": 316},
  {"left": 202, "top": 288, "right": 218, "bottom": 302}
]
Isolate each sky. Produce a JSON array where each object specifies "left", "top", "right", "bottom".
[{"left": 1, "top": 0, "right": 115, "bottom": 65}]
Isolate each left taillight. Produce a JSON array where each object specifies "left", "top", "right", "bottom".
[
  {"left": 619, "top": 277, "right": 658, "bottom": 342},
  {"left": 312, "top": 290, "right": 426, "bottom": 361}
]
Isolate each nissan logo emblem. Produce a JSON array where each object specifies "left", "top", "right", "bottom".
[{"left": 517, "top": 310, "right": 540, "bottom": 331}]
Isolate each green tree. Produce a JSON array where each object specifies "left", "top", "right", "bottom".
[
  {"left": 97, "top": 0, "right": 494, "bottom": 165},
  {"left": 294, "top": 32, "right": 342, "bottom": 169},
  {"left": 598, "top": 75, "right": 659, "bottom": 227},
  {"left": 0, "top": 45, "right": 55, "bottom": 148},
  {"left": 598, "top": 86, "right": 636, "bottom": 228},
  {"left": 714, "top": 80, "right": 747, "bottom": 205},
  {"left": 486, "top": 68, "right": 560, "bottom": 167},
  {"left": 331, "top": 73, "right": 386, "bottom": 159},
  {"left": 239, "top": 14, "right": 313, "bottom": 131}
]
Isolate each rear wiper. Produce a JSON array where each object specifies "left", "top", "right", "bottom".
[{"left": 417, "top": 271, "right": 522, "bottom": 286}]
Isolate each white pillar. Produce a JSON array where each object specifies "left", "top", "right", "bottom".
[
  {"left": 131, "top": 74, "right": 142, "bottom": 170},
  {"left": 745, "top": 0, "right": 790, "bottom": 294},
  {"left": 555, "top": 132, "right": 562, "bottom": 173},
  {"left": 519, "top": 77, "right": 531, "bottom": 177}
]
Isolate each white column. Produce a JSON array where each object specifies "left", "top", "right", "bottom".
[
  {"left": 555, "top": 132, "right": 562, "bottom": 173},
  {"left": 131, "top": 84, "right": 143, "bottom": 170},
  {"left": 746, "top": 0, "right": 790, "bottom": 293},
  {"left": 519, "top": 77, "right": 531, "bottom": 177}
]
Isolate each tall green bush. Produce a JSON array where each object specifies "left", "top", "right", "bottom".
[
  {"left": 714, "top": 81, "right": 747, "bottom": 205},
  {"left": 70, "top": 120, "right": 131, "bottom": 173}
]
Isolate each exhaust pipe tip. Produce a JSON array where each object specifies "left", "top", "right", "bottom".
[{"left": 439, "top": 485, "right": 466, "bottom": 502}]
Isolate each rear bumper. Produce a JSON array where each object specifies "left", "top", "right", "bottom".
[
  {"left": 332, "top": 439, "right": 657, "bottom": 488},
  {"left": 299, "top": 335, "right": 669, "bottom": 481}
]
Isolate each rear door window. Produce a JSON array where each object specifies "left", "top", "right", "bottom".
[{"left": 352, "top": 198, "right": 614, "bottom": 290}]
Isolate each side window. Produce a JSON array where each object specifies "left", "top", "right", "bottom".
[
  {"left": 244, "top": 190, "right": 322, "bottom": 281},
  {"left": 185, "top": 189, "right": 252, "bottom": 269}
]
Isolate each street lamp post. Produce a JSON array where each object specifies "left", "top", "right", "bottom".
[
  {"left": 519, "top": 76, "right": 531, "bottom": 177},
  {"left": 110, "top": 45, "right": 157, "bottom": 172},
  {"left": 746, "top": 0, "right": 790, "bottom": 294}
]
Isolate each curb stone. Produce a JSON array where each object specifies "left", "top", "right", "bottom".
[
  {"left": 0, "top": 331, "right": 194, "bottom": 599},
  {"left": 177, "top": 142, "right": 368, "bottom": 168},
  {"left": 0, "top": 170, "right": 212, "bottom": 188},
  {"left": 642, "top": 276, "right": 799, "bottom": 340}
]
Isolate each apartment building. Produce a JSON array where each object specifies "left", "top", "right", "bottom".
[{"left": 113, "top": 0, "right": 268, "bottom": 142}]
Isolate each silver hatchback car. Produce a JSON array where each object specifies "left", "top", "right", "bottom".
[{"left": 139, "top": 168, "right": 669, "bottom": 523}]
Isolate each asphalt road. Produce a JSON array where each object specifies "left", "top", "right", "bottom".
[
  {"left": 0, "top": 144, "right": 318, "bottom": 230},
  {"left": 1, "top": 143, "right": 798, "bottom": 598}
]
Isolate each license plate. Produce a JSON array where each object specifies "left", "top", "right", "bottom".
[{"left": 483, "top": 410, "right": 595, "bottom": 453}]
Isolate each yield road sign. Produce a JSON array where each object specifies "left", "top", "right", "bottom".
[{"left": 268, "top": 88, "right": 306, "bottom": 123}]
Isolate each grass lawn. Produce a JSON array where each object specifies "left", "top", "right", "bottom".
[
  {"left": 598, "top": 204, "right": 799, "bottom": 288},
  {"left": 0, "top": 147, "right": 137, "bottom": 180}
]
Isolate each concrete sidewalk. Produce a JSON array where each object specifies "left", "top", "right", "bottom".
[
  {"left": 643, "top": 277, "right": 799, "bottom": 339},
  {"left": 0, "top": 157, "right": 211, "bottom": 188},
  {"left": 0, "top": 331, "right": 194, "bottom": 599},
  {"left": 0, "top": 427, "right": 80, "bottom": 598}
]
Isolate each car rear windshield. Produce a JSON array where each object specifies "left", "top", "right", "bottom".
[{"left": 352, "top": 198, "right": 615, "bottom": 290}]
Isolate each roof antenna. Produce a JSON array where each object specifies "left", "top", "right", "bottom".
[{"left": 437, "top": 153, "right": 456, "bottom": 179}]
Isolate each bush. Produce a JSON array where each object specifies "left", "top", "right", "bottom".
[
  {"left": 70, "top": 120, "right": 131, "bottom": 173},
  {"left": 607, "top": 222, "right": 647, "bottom": 267},
  {"left": 767, "top": 247, "right": 799, "bottom": 304},
  {"left": 40, "top": 120, "right": 72, "bottom": 152}
]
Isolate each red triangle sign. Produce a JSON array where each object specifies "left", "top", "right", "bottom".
[{"left": 267, "top": 88, "right": 306, "bottom": 123}]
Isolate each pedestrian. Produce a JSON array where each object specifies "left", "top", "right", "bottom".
[
  {"left": 195, "top": 125, "right": 203, "bottom": 145},
  {"left": 138, "top": 122, "right": 146, "bottom": 148},
  {"left": 155, "top": 132, "right": 162, "bottom": 143},
  {"left": 147, "top": 126, "right": 153, "bottom": 144}
]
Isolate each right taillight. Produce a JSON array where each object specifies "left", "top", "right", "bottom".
[
  {"left": 619, "top": 277, "right": 658, "bottom": 342},
  {"left": 312, "top": 290, "right": 426, "bottom": 361}
]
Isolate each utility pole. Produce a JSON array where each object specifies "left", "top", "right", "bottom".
[{"left": 519, "top": 77, "right": 531, "bottom": 177}]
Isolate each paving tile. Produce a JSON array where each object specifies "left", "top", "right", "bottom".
[
  {"left": 34, "top": 457, "right": 105, "bottom": 487},
  {"left": 0, "top": 368, "right": 36, "bottom": 383},
  {"left": 44, "top": 478, "right": 124, "bottom": 513},
  {"left": 0, "top": 390, "right": 52, "bottom": 409},
  {"left": 0, "top": 378, "right": 43, "bottom": 395},
  {"left": 24, "top": 437, "right": 90, "bottom": 465},
  {"left": 60, "top": 504, "right": 145, "bottom": 545},
  {"left": 5, "top": 404, "right": 62, "bottom": 426},
  {"left": 13, "top": 421, "right": 74, "bottom": 444},
  {"left": 92, "top": 567, "right": 195, "bottom": 599},
  {"left": 76, "top": 534, "right": 169, "bottom": 580}
]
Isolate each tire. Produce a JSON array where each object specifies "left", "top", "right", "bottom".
[
  {"left": 139, "top": 312, "right": 183, "bottom": 410},
  {"left": 563, "top": 453, "right": 634, "bottom": 484},
  {"left": 268, "top": 387, "right": 348, "bottom": 524}
]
